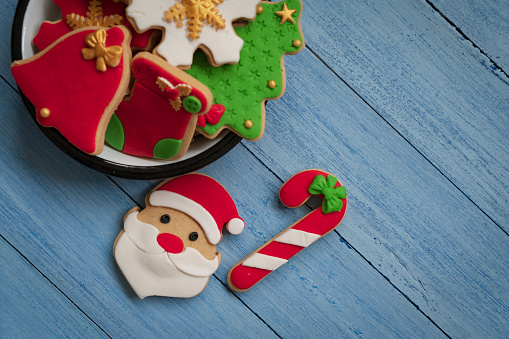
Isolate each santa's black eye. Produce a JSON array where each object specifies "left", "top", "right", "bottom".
[
  {"left": 189, "top": 232, "right": 199, "bottom": 241},
  {"left": 160, "top": 214, "right": 170, "bottom": 224}
]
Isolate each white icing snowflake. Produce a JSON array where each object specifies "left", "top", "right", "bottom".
[{"left": 127, "top": 0, "right": 260, "bottom": 68}]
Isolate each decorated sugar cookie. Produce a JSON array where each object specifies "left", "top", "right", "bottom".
[
  {"left": 228, "top": 169, "right": 347, "bottom": 292},
  {"left": 105, "top": 52, "right": 212, "bottom": 159},
  {"left": 126, "top": 0, "right": 260, "bottom": 68},
  {"left": 11, "top": 26, "right": 132, "bottom": 155},
  {"left": 33, "top": 0, "right": 156, "bottom": 52},
  {"left": 114, "top": 173, "right": 245, "bottom": 299},
  {"left": 187, "top": 0, "right": 305, "bottom": 140}
]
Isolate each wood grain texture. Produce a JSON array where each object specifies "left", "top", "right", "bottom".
[
  {"left": 300, "top": 0, "right": 509, "bottom": 230},
  {"left": 0, "top": 83, "right": 279, "bottom": 338},
  {"left": 428, "top": 0, "right": 509, "bottom": 72},
  {"left": 242, "top": 48, "right": 509, "bottom": 337},
  {"left": 0, "top": 237, "right": 106, "bottom": 338},
  {"left": 113, "top": 147, "right": 445, "bottom": 338}
]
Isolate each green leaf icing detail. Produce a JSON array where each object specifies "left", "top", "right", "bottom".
[
  {"left": 104, "top": 113, "right": 125, "bottom": 151},
  {"left": 186, "top": 0, "right": 304, "bottom": 140},
  {"left": 152, "top": 138, "right": 182, "bottom": 159},
  {"left": 308, "top": 174, "right": 347, "bottom": 214}
]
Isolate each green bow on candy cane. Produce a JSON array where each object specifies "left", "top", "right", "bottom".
[{"left": 308, "top": 175, "right": 347, "bottom": 214}]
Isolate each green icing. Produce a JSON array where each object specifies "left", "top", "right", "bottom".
[
  {"left": 186, "top": 0, "right": 304, "bottom": 140},
  {"left": 105, "top": 113, "right": 125, "bottom": 151},
  {"left": 309, "top": 175, "right": 347, "bottom": 214},
  {"left": 152, "top": 138, "right": 182, "bottom": 159},
  {"left": 183, "top": 95, "right": 202, "bottom": 113}
]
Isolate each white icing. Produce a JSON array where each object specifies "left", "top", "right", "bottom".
[
  {"left": 126, "top": 0, "right": 260, "bottom": 68},
  {"left": 115, "top": 233, "right": 212, "bottom": 298},
  {"left": 123, "top": 211, "right": 165, "bottom": 254},
  {"left": 149, "top": 190, "right": 221, "bottom": 244},
  {"left": 242, "top": 253, "right": 288, "bottom": 271},
  {"left": 226, "top": 218, "right": 244, "bottom": 235},
  {"left": 168, "top": 247, "right": 219, "bottom": 277},
  {"left": 274, "top": 229, "right": 321, "bottom": 248}
]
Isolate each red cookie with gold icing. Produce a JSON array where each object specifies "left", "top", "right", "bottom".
[
  {"left": 105, "top": 52, "right": 213, "bottom": 160},
  {"left": 33, "top": 0, "right": 156, "bottom": 52},
  {"left": 12, "top": 26, "right": 132, "bottom": 155}
]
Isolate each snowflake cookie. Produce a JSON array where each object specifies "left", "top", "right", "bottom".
[{"left": 126, "top": 0, "right": 261, "bottom": 69}]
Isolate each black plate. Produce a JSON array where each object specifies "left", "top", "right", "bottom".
[{"left": 11, "top": 0, "right": 241, "bottom": 180}]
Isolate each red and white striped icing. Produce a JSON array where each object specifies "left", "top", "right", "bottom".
[{"left": 228, "top": 169, "right": 347, "bottom": 291}]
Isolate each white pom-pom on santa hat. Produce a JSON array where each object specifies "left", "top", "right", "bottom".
[{"left": 149, "top": 173, "right": 245, "bottom": 245}]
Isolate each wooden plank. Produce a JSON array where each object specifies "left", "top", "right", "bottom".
[
  {"left": 299, "top": 0, "right": 509, "bottom": 230},
  {"left": 113, "top": 148, "right": 445, "bottom": 338},
  {"left": 428, "top": 0, "right": 509, "bottom": 72},
  {"left": 0, "top": 83, "right": 278, "bottom": 338},
  {"left": 0, "top": 0, "right": 17, "bottom": 87},
  {"left": 241, "top": 48, "right": 509, "bottom": 337},
  {"left": 0, "top": 237, "right": 106, "bottom": 338}
]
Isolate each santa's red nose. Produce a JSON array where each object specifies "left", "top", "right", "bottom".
[{"left": 156, "top": 233, "right": 184, "bottom": 254}]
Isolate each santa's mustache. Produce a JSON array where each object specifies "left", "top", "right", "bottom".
[{"left": 124, "top": 211, "right": 219, "bottom": 277}]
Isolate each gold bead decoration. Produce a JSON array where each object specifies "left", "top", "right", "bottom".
[
  {"left": 293, "top": 39, "right": 302, "bottom": 48},
  {"left": 40, "top": 108, "right": 51, "bottom": 118},
  {"left": 257, "top": 6, "right": 263, "bottom": 14},
  {"left": 268, "top": 80, "right": 277, "bottom": 89},
  {"left": 245, "top": 120, "right": 254, "bottom": 129}
]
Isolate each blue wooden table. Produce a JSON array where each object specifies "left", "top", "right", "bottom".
[{"left": 1, "top": 0, "right": 508, "bottom": 337}]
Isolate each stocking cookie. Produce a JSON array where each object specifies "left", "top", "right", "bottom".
[
  {"left": 105, "top": 52, "right": 212, "bottom": 159},
  {"left": 125, "top": 0, "right": 260, "bottom": 69},
  {"left": 114, "top": 173, "right": 245, "bottom": 298},
  {"left": 228, "top": 170, "right": 347, "bottom": 292},
  {"left": 34, "top": 0, "right": 156, "bottom": 52},
  {"left": 187, "top": 0, "right": 305, "bottom": 140},
  {"left": 12, "top": 26, "right": 132, "bottom": 155}
]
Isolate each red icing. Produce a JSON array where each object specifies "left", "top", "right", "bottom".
[
  {"left": 197, "top": 104, "right": 225, "bottom": 128},
  {"left": 229, "top": 170, "right": 348, "bottom": 290},
  {"left": 12, "top": 27, "right": 129, "bottom": 154},
  {"left": 33, "top": 0, "right": 154, "bottom": 51},
  {"left": 156, "top": 174, "right": 239, "bottom": 234},
  {"left": 229, "top": 265, "right": 271, "bottom": 290},
  {"left": 157, "top": 233, "right": 184, "bottom": 254},
  {"left": 115, "top": 55, "right": 210, "bottom": 158}
]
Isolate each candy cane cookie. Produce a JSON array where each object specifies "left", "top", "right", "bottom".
[{"left": 228, "top": 169, "right": 347, "bottom": 292}]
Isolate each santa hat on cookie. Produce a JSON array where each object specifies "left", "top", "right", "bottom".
[{"left": 149, "top": 173, "right": 245, "bottom": 244}]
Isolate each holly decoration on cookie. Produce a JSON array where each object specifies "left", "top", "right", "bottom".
[
  {"left": 12, "top": 27, "right": 132, "bottom": 155},
  {"left": 126, "top": 0, "right": 260, "bottom": 68},
  {"left": 33, "top": 0, "right": 155, "bottom": 51},
  {"left": 105, "top": 52, "right": 213, "bottom": 159},
  {"left": 186, "top": 0, "right": 304, "bottom": 140}
]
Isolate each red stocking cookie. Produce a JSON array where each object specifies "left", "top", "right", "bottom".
[
  {"left": 228, "top": 170, "right": 347, "bottom": 292},
  {"left": 33, "top": 0, "right": 155, "bottom": 51},
  {"left": 113, "top": 173, "right": 245, "bottom": 298},
  {"left": 11, "top": 26, "right": 132, "bottom": 155},
  {"left": 105, "top": 52, "right": 212, "bottom": 159}
]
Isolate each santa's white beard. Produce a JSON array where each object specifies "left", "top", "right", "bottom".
[{"left": 115, "top": 211, "right": 219, "bottom": 298}]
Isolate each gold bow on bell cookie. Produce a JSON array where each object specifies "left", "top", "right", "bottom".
[{"left": 82, "top": 29, "right": 122, "bottom": 72}]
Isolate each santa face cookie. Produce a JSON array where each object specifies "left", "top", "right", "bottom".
[
  {"left": 114, "top": 173, "right": 244, "bottom": 299},
  {"left": 126, "top": 0, "right": 261, "bottom": 69},
  {"left": 11, "top": 26, "right": 132, "bottom": 155}
]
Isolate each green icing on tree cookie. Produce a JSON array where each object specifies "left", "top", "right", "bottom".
[{"left": 186, "top": 0, "right": 304, "bottom": 140}]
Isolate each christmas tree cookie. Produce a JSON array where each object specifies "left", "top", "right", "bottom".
[
  {"left": 12, "top": 27, "right": 132, "bottom": 155},
  {"left": 125, "top": 0, "right": 260, "bottom": 69},
  {"left": 33, "top": 0, "right": 156, "bottom": 52},
  {"left": 186, "top": 0, "right": 304, "bottom": 141},
  {"left": 105, "top": 52, "right": 213, "bottom": 160}
]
